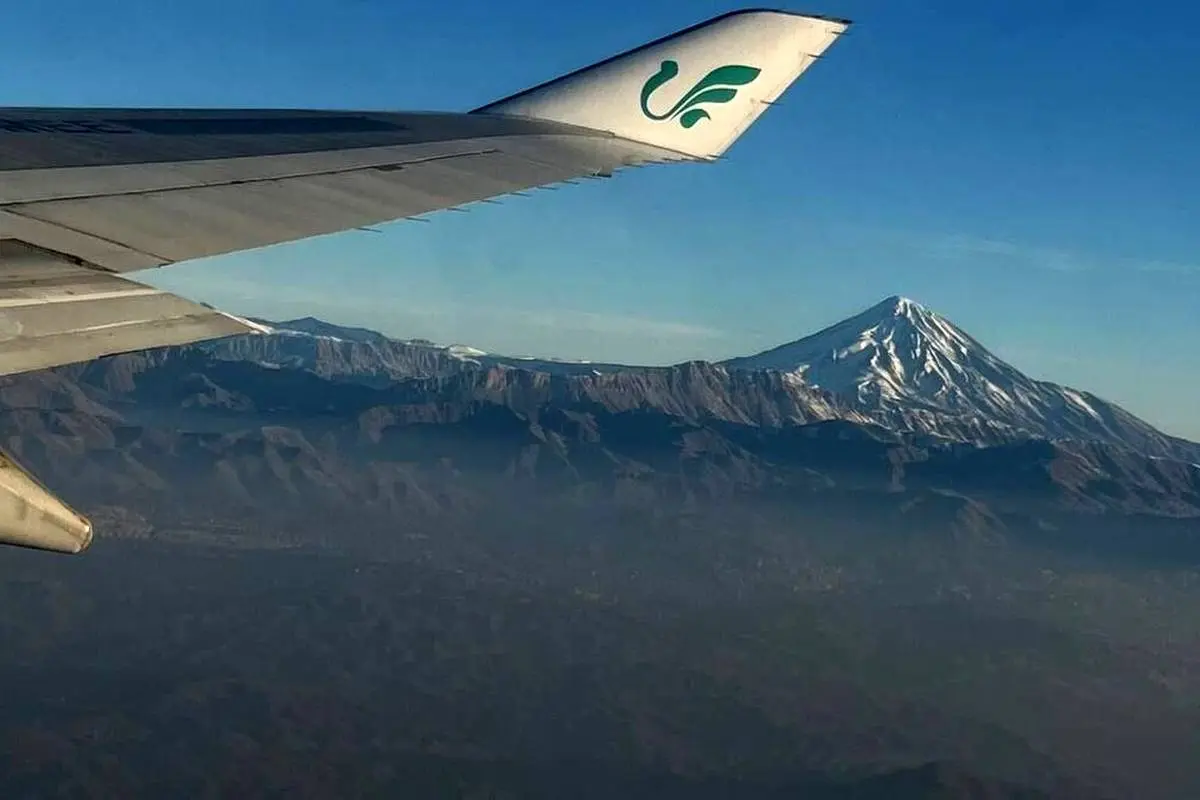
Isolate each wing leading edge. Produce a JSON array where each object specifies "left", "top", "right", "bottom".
[{"left": 0, "top": 9, "right": 850, "bottom": 552}]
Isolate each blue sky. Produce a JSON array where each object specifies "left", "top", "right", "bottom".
[{"left": 6, "top": 0, "right": 1199, "bottom": 439}]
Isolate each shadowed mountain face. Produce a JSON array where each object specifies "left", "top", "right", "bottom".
[{"left": 0, "top": 298, "right": 1198, "bottom": 799}]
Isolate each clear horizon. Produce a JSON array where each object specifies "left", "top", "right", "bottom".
[{"left": 8, "top": 0, "right": 1198, "bottom": 440}]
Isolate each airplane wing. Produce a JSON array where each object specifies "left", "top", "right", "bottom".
[{"left": 0, "top": 8, "right": 850, "bottom": 553}]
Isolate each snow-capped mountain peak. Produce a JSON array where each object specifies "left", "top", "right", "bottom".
[
  {"left": 724, "top": 294, "right": 1023, "bottom": 411},
  {"left": 722, "top": 295, "right": 1195, "bottom": 460}
]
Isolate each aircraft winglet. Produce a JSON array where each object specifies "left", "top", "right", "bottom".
[{"left": 474, "top": 9, "right": 850, "bottom": 160}]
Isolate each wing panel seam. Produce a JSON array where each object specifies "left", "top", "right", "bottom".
[{"left": 0, "top": 148, "right": 501, "bottom": 208}]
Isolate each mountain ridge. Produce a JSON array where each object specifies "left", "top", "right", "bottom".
[
  {"left": 722, "top": 295, "right": 1198, "bottom": 461},
  {"left": 9, "top": 342, "right": 1200, "bottom": 521},
  {"left": 213, "top": 297, "right": 1197, "bottom": 462}
]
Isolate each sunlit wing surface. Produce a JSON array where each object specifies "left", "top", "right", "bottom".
[
  {"left": 0, "top": 8, "right": 850, "bottom": 552},
  {"left": 0, "top": 113, "right": 688, "bottom": 272}
]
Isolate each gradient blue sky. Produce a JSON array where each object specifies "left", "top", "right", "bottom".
[{"left": 7, "top": 0, "right": 1199, "bottom": 439}]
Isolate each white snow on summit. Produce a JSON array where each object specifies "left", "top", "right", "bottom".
[
  {"left": 724, "top": 295, "right": 1037, "bottom": 412},
  {"left": 722, "top": 295, "right": 1188, "bottom": 457},
  {"left": 446, "top": 345, "right": 490, "bottom": 360}
]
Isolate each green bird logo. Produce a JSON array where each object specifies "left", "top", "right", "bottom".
[{"left": 639, "top": 60, "right": 762, "bottom": 128}]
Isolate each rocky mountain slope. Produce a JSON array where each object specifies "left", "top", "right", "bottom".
[
  {"left": 2, "top": 348, "right": 1198, "bottom": 563},
  {"left": 191, "top": 298, "right": 1198, "bottom": 463},
  {"left": 724, "top": 296, "right": 1199, "bottom": 460},
  {"left": 204, "top": 316, "right": 635, "bottom": 382}
]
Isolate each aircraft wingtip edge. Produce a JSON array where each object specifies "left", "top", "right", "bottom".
[
  {"left": 715, "top": 9, "right": 852, "bottom": 27},
  {"left": 476, "top": 7, "right": 852, "bottom": 161}
]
